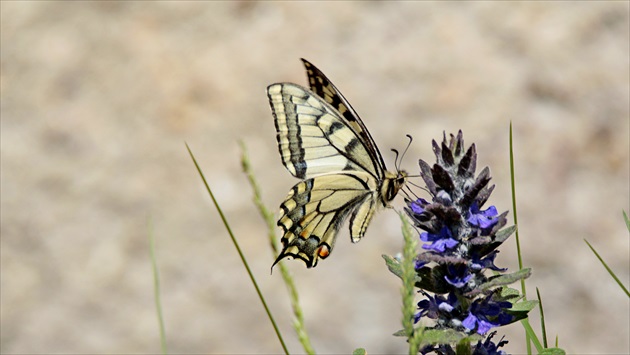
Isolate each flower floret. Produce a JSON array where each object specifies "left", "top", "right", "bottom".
[
  {"left": 470, "top": 251, "right": 506, "bottom": 272},
  {"left": 414, "top": 292, "right": 459, "bottom": 323},
  {"left": 462, "top": 295, "right": 513, "bottom": 335},
  {"left": 444, "top": 264, "right": 473, "bottom": 288},
  {"left": 420, "top": 226, "right": 459, "bottom": 253},
  {"left": 468, "top": 202, "right": 499, "bottom": 232}
]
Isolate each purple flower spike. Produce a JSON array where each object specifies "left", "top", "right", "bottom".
[{"left": 396, "top": 131, "right": 530, "bottom": 353}]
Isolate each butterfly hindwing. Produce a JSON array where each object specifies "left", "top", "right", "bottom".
[{"left": 275, "top": 172, "right": 379, "bottom": 268}]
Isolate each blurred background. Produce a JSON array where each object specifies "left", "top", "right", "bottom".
[{"left": 1, "top": 2, "right": 628, "bottom": 354}]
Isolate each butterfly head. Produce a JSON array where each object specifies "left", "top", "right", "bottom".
[{"left": 382, "top": 170, "right": 408, "bottom": 205}]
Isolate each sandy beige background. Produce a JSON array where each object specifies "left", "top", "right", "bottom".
[{"left": 2, "top": 2, "right": 629, "bottom": 354}]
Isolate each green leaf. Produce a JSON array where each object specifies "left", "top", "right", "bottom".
[
  {"left": 539, "top": 348, "right": 566, "bottom": 355},
  {"left": 383, "top": 254, "right": 424, "bottom": 284},
  {"left": 422, "top": 329, "right": 482, "bottom": 347},
  {"left": 480, "top": 268, "right": 531, "bottom": 290},
  {"left": 392, "top": 329, "right": 407, "bottom": 337},
  {"left": 498, "top": 286, "right": 524, "bottom": 301},
  {"left": 471, "top": 225, "right": 518, "bottom": 257},
  {"left": 495, "top": 225, "right": 517, "bottom": 243},
  {"left": 382, "top": 254, "right": 404, "bottom": 279},
  {"left": 352, "top": 348, "right": 367, "bottom": 355},
  {"left": 510, "top": 300, "right": 538, "bottom": 312},
  {"left": 393, "top": 329, "right": 482, "bottom": 347},
  {"left": 501, "top": 297, "right": 539, "bottom": 325}
]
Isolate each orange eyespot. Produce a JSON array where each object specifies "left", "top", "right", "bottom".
[{"left": 317, "top": 245, "right": 330, "bottom": 259}]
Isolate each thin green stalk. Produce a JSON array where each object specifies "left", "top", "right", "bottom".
[
  {"left": 510, "top": 123, "right": 533, "bottom": 354},
  {"left": 509, "top": 123, "right": 525, "bottom": 295},
  {"left": 149, "top": 219, "right": 168, "bottom": 354},
  {"left": 585, "top": 239, "right": 630, "bottom": 297},
  {"left": 186, "top": 143, "right": 289, "bottom": 355},
  {"left": 240, "top": 141, "right": 315, "bottom": 355},
  {"left": 520, "top": 318, "right": 543, "bottom": 351}
]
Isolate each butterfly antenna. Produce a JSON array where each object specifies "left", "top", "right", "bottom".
[
  {"left": 391, "top": 148, "right": 401, "bottom": 171},
  {"left": 400, "top": 134, "right": 413, "bottom": 169},
  {"left": 407, "top": 180, "right": 430, "bottom": 194}
]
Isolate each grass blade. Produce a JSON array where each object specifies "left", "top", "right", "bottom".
[
  {"left": 149, "top": 219, "right": 168, "bottom": 354},
  {"left": 186, "top": 143, "right": 289, "bottom": 355},
  {"left": 509, "top": 123, "right": 525, "bottom": 295},
  {"left": 510, "top": 123, "right": 542, "bottom": 354},
  {"left": 240, "top": 141, "right": 315, "bottom": 354},
  {"left": 536, "top": 288, "right": 548, "bottom": 349},
  {"left": 520, "top": 318, "right": 543, "bottom": 352},
  {"left": 584, "top": 239, "right": 630, "bottom": 297}
]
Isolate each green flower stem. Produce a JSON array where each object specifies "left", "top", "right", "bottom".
[
  {"left": 509, "top": 123, "right": 526, "bottom": 296},
  {"left": 510, "top": 123, "right": 534, "bottom": 354},
  {"left": 400, "top": 213, "right": 423, "bottom": 354}
]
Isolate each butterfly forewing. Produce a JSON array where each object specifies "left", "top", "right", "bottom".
[
  {"left": 269, "top": 83, "right": 380, "bottom": 179},
  {"left": 301, "top": 58, "right": 386, "bottom": 178}
]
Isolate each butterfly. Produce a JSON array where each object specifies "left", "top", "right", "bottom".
[{"left": 267, "top": 59, "right": 407, "bottom": 268}]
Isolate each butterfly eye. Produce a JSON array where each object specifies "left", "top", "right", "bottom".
[{"left": 317, "top": 245, "right": 330, "bottom": 259}]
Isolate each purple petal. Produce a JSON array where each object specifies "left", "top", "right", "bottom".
[
  {"left": 476, "top": 319, "right": 498, "bottom": 334},
  {"left": 462, "top": 313, "right": 477, "bottom": 330},
  {"left": 481, "top": 206, "right": 498, "bottom": 218}
]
